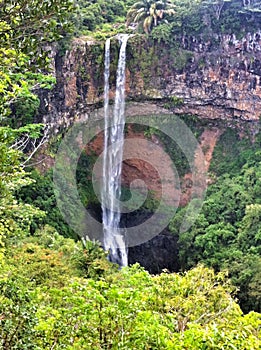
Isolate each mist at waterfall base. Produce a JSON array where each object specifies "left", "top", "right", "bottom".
[{"left": 101, "top": 35, "right": 129, "bottom": 267}]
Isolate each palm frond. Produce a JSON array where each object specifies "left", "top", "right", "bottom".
[
  {"left": 134, "top": 11, "right": 147, "bottom": 23},
  {"left": 143, "top": 15, "right": 153, "bottom": 33}
]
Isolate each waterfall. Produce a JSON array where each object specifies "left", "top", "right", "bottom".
[{"left": 102, "top": 34, "right": 129, "bottom": 267}]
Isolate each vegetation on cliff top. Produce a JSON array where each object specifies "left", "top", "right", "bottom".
[
  {"left": 126, "top": 0, "right": 176, "bottom": 34},
  {"left": 71, "top": 0, "right": 261, "bottom": 40}
]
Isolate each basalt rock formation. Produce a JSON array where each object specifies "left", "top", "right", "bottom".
[
  {"left": 40, "top": 32, "right": 261, "bottom": 131},
  {"left": 39, "top": 32, "right": 261, "bottom": 199}
]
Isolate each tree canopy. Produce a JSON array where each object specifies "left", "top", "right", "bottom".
[{"left": 126, "top": 0, "right": 176, "bottom": 33}]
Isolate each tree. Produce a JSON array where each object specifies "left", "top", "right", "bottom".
[
  {"left": 33, "top": 265, "right": 261, "bottom": 349},
  {"left": 237, "top": 204, "right": 261, "bottom": 254},
  {"left": 0, "top": 271, "right": 39, "bottom": 350},
  {"left": 0, "top": 0, "right": 74, "bottom": 56},
  {"left": 171, "top": 134, "right": 261, "bottom": 312},
  {"left": 0, "top": 126, "right": 45, "bottom": 246},
  {"left": 72, "top": 0, "right": 128, "bottom": 33},
  {"left": 0, "top": 0, "right": 75, "bottom": 244},
  {"left": 0, "top": 0, "right": 74, "bottom": 124},
  {"left": 201, "top": 0, "right": 232, "bottom": 21},
  {"left": 239, "top": 0, "right": 261, "bottom": 22},
  {"left": 126, "top": 0, "right": 175, "bottom": 34}
]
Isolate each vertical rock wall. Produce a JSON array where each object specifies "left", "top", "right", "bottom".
[{"left": 40, "top": 32, "right": 261, "bottom": 131}]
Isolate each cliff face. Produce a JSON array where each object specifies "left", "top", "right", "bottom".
[
  {"left": 40, "top": 32, "right": 261, "bottom": 130},
  {"left": 39, "top": 32, "right": 260, "bottom": 202},
  {"left": 126, "top": 33, "right": 261, "bottom": 121}
]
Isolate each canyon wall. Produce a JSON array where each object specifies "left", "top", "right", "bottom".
[{"left": 39, "top": 32, "right": 261, "bottom": 131}]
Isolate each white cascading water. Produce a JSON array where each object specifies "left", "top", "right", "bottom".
[{"left": 102, "top": 34, "right": 129, "bottom": 266}]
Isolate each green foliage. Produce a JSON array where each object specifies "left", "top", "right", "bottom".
[
  {"left": 11, "top": 95, "right": 40, "bottom": 126},
  {"left": 29, "top": 265, "right": 261, "bottom": 348},
  {"left": 72, "top": 239, "right": 118, "bottom": 278},
  {"left": 72, "top": 0, "right": 131, "bottom": 37},
  {"left": 126, "top": 35, "right": 159, "bottom": 86},
  {"left": 0, "top": 273, "right": 38, "bottom": 349},
  {"left": 151, "top": 22, "right": 174, "bottom": 43},
  {"left": 4, "top": 226, "right": 110, "bottom": 286},
  {"left": 0, "top": 0, "right": 74, "bottom": 61},
  {"left": 3, "top": 259, "right": 260, "bottom": 349},
  {"left": 209, "top": 127, "right": 253, "bottom": 176},
  {"left": 76, "top": 151, "right": 100, "bottom": 207},
  {"left": 163, "top": 95, "right": 184, "bottom": 108},
  {"left": 173, "top": 49, "right": 193, "bottom": 71},
  {"left": 126, "top": 0, "right": 176, "bottom": 34},
  {"left": 171, "top": 127, "right": 261, "bottom": 312},
  {"left": 51, "top": 0, "right": 261, "bottom": 41},
  {"left": 125, "top": 0, "right": 261, "bottom": 40},
  {"left": 237, "top": 203, "right": 261, "bottom": 250},
  {"left": 17, "top": 170, "right": 78, "bottom": 239},
  {"left": 169, "top": 0, "right": 204, "bottom": 35},
  {"left": 0, "top": 126, "right": 45, "bottom": 245},
  {"left": 8, "top": 242, "right": 76, "bottom": 287},
  {"left": 0, "top": 224, "right": 113, "bottom": 348},
  {"left": 0, "top": 0, "right": 72, "bottom": 124}
]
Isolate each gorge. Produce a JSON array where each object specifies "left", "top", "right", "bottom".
[{"left": 37, "top": 31, "right": 261, "bottom": 272}]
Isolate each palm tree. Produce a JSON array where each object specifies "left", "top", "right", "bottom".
[{"left": 126, "top": 0, "right": 175, "bottom": 34}]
